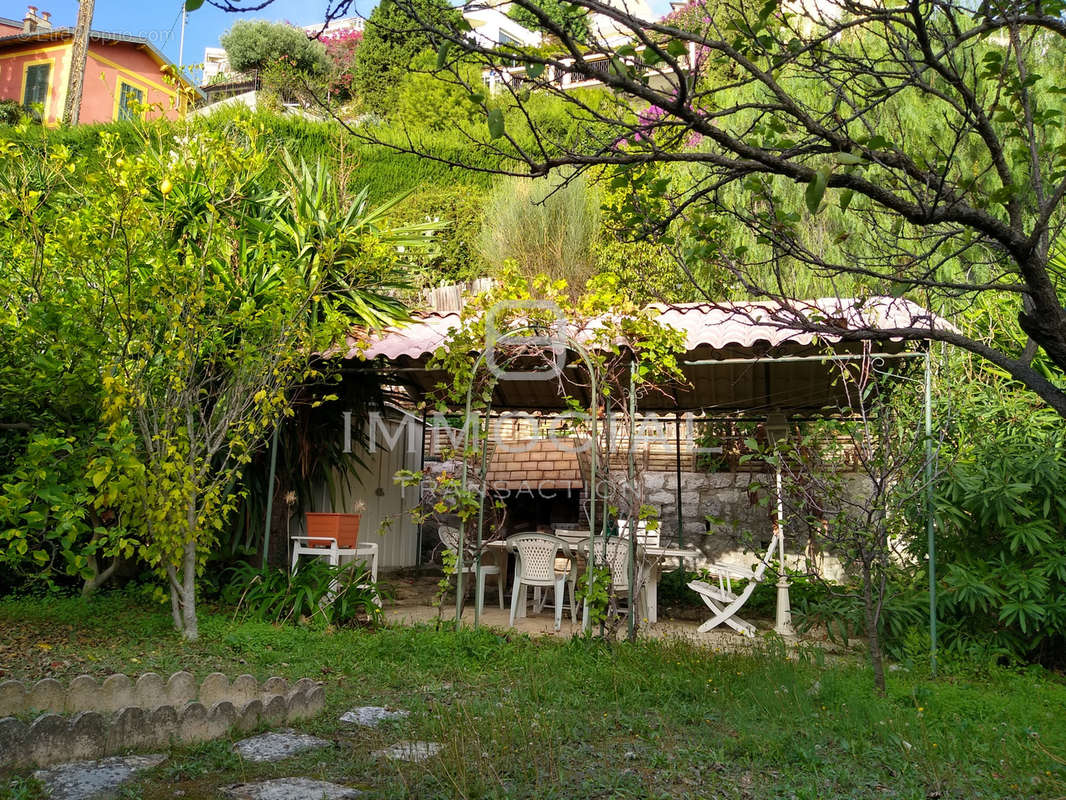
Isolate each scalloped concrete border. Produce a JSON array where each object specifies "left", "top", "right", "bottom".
[
  {"left": 0, "top": 671, "right": 307, "bottom": 716},
  {"left": 0, "top": 673, "right": 325, "bottom": 769}
]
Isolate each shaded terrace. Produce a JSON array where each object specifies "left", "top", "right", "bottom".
[{"left": 343, "top": 296, "right": 950, "bottom": 640}]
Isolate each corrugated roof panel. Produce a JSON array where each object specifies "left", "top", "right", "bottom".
[{"left": 354, "top": 297, "right": 950, "bottom": 363}]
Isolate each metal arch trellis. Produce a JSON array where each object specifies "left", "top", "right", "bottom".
[{"left": 454, "top": 326, "right": 610, "bottom": 631}]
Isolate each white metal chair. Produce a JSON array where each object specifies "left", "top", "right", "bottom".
[
  {"left": 506, "top": 532, "right": 576, "bottom": 631},
  {"left": 687, "top": 530, "right": 781, "bottom": 637},
  {"left": 438, "top": 525, "right": 505, "bottom": 616},
  {"left": 581, "top": 535, "right": 646, "bottom": 629}
]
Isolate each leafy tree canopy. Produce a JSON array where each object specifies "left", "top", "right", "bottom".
[
  {"left": 221, "top": 20, "right": 329, "bottom": 74},
  {"left": 324, "top": 0, "right": 1066, "bottom": 421}
]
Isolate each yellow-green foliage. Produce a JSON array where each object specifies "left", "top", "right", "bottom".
[
  {"left": 395, "top": 51, "right": 483, "bottom": 132},
  {"left": 0, "top": 115, "right": 424, "bottom": 636}
]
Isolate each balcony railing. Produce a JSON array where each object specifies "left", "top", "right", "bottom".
[{"left": 200, "top": 70, "right": 261, "bottom": 103}]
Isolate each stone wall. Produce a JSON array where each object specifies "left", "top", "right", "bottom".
[
  {"left": 640, "top": 469, "right": 848, "bottom": 580},
  {"left": 0, "top": 672, "right": 325, "bottom": 768},
  {"left": 643, "top": 470, "right": 774, "bottom": 552}
]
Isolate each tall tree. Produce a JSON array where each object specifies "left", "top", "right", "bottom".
[
  {"left": 200, "top": 0, "right": 1066, "bottom": 418},
  {"left": 349, "top": 0, "right": 460, "bottom": 113},
  {"left": 62, "top": 0, "right": 94, "bottom": 124},
  {"left": 220, "top": 20, "right": 330, "bottom": 74}
]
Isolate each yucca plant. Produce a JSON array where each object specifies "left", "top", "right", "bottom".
[{"left": 219, "top": 152, "right": 442, "bottom": 562}]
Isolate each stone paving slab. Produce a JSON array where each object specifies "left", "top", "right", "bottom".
[
  {"left": 33, "top": 754, "right": 166, "bottom": 800},
  {"left": 220, "top": 777, "right": 362, "bottom": 799},
  {"left": 233, "top": 729, "right": 331, "bottom": 763},
  {"left": 338, "top": 707, "right": 410, "bottom": 727},
  {"left": 371, "top": 741, "right": 442, "bottom": 762}
]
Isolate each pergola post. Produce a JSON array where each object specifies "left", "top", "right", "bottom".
[
  {"left": 261, "top": 424, "right": 279, "bottom": 569},
  {"left": 627, "top": 360, "right": 638, "bottom": 642},
  {"left": 674, "top": 413, "right": 683, "bottom": 548},
  {"left": 415, "top": 409, "right": 428, "bottom": 567},
  {"left": 766, "top": 412, "right": 794, "bottom": 636},
  {"left": 925, "top": 349, "right": 937, "bottom": 675},
  {"left": 473, "top": 409, "right": 491, "bottom": 629},
  {"left": 582, "top": 356, "right": 599, "bottom": 633}
]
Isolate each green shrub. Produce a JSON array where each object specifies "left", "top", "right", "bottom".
[
  {"left": 389, "top": 184, "right": 488, "bottom": 286},
  {"left": 222, "top": 559, "right": 383, "bottom": 627},
  {"left": 0, "top": 117, "right": 144, "bottom": 157},
  {"left": 933, "top": 399, "right": 1066, "bottom": 666},
  {"left": 395, "top": 51, "right": 483, "bottom": 133},
  {"left": 592, "top": 234, "right": 699, "bottom": 303},
  {"left": 0, "top": 99, "right": 22, "bottom": 126},
  {"left": 479, "top": 170, "right": 600, "bottom": 289},
  {"left": 789, "top": 575, "right": 928, "bottom": 657}
]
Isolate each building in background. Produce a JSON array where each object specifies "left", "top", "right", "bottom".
[
  {"left": 0, "top": 5, "right": 198, "bottom": 125},
  {"left": 200, "top": 45, "right": 230, "bottom": 85},
  {"left": 462, "top": 3, "right": 542, "bottom": 49},
  {"left": 301, "top": 16, "right": 364, "bottom": 39}
]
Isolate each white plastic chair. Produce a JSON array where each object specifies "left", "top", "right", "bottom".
[
  {"left": 581, "top": 536, "right": 645, "bottom": 628},
  {"left": 438, "top": 525, "right": 505, "bottom": 615},
  {"left": 687, "top": 530, "right": 781, "bottom": 637},
  {"left": 616, "top": 519, "right": 660, "bottom": 548},
  {"left": 506, "top": 533, "right": 576, "bottom": 631}
]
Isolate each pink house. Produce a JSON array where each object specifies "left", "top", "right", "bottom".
[{"left": 0, "top": 6, "right": 198, "bottom": 125}]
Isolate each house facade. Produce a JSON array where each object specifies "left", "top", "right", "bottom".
[
  {"left": 0, "top": 6, "right": 195, "bottom": 126},
  {"left": 463, "top": 4, "right": 542, "bottom": 49}
]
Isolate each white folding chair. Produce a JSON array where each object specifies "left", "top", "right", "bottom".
[
  {"left": 507, "top": 533, "right": 576, "bottom": 631},
  {"left": 438, "top": 525, "right": 505, "bottom": 616},
  {"left": 687, "top": 531, "right": 781, "bottom": 637}
]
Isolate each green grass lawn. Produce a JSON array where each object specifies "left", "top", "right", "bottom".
[{"left": 1, "top": 593, "right": 1064, "bottom": 799}]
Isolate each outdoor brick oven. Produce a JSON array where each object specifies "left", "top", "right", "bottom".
[{"left": 484, "top": 438, "right": 583, "bottom": 534}]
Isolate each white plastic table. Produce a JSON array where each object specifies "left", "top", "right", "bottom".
[
  {"left": 290, "top": 537, "right": 380, "bottom": 604},
  {"left": 290, "top": 537, "right": 379, "bottom": 581}
]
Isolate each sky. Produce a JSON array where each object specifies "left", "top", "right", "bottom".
[{"left": 3, "top": 0, "right": 673, "bottom": 82}]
